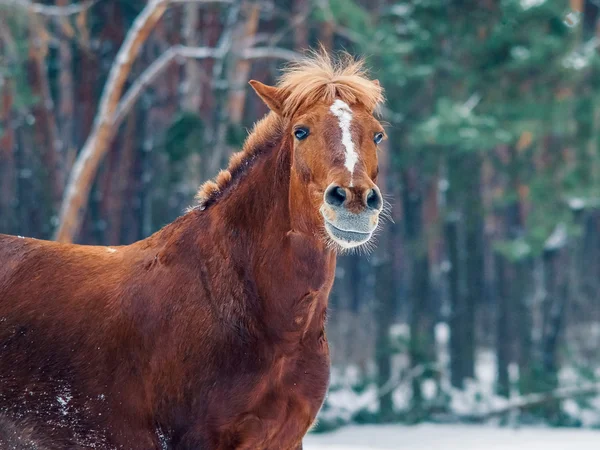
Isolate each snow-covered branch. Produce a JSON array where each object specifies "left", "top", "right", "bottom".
[
  {"left": 377, "top": 363, "right": 441, "bottom": 400},
  {"left": 457, "top": 383, "right": 600, "bottom": 421},
  {"left": 241, "top": 46, "right": 301, "bottom": 61},
  {"left": 113, "top": 46, "right": 221, "bottom": 130},
  {"left": 170, "top": 0, "right": 233, "bottom": 2},
  {"left": 113, "top": 45, "right": 301, "bottom": 133},
  {"left": 0, "top": 0, "right": 98, "bottom": 17}
]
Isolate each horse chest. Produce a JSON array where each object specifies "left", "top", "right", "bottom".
[{"left": 216, "top": 341, "right": 330, "bottom": 449}]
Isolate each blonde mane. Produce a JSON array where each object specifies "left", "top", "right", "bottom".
[
  {"left": 278, "top": 50, "right": 383, "bottom": 117},
  {"left": 196, "top": 50, "right": 383, "bottom": 208}
]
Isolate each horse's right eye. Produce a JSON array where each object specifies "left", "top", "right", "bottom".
[{"left": 294, "top": 128, "right": 310, "bottom": 140}]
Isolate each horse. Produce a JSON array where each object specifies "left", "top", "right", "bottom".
[{"left": 0, "top": 50, "right": 386, "bottom": 449}]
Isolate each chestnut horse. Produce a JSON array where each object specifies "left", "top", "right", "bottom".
[{"left": 0, "top": 51, "right": 385, "bottom": 449}]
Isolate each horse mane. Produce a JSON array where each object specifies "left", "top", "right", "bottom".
[
  {"left": 195, "top": 113, "right": 284, "bottom": 209},
  {"left": 278, "top": 49, "right": 384, "bottom": 117},
  {"left": 196, "top": 49, "right": 383, "bottom": 208}
]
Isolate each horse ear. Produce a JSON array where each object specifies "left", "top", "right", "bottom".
[
  {"left": 249, "top": 80, "right": 285, "bottom": 115},
  {"left": 372, "top": 79, "right": 380, "bottom": 87}
]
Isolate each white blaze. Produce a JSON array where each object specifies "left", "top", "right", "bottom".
[{"left": 330, "top": 100, "right": 358, "bottom": 181}]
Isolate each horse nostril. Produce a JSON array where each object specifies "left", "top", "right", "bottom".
[
  {"left": 325, "top": 185, "right": 347, "bottom": 207},
  {"left": 366, "top": 189, "right": 383, "bottom": 210}
]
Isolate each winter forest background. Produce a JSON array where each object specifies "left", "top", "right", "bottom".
[{"left": 1, "top": 0, "right": 600, "bottom": 442}]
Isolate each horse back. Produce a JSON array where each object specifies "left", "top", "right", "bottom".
[{"left": 0, "top": 234, "right": 167, "bottom": 448}]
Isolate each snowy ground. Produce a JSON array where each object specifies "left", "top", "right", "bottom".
[{"left": 304, "top": 424, "right": 600, "bottom": 450}]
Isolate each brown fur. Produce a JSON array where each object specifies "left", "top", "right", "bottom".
[{"left": 0, "top": 50, "right": 384, "bottom": 449}]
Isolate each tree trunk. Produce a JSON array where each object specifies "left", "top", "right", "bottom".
[
  {"left": 445, "top": 152, "right": 481, "bottom": 389},
  {"left": 106, "top": 112, "right": 138, "bottom": 245},
  {"left": 57, "top": 0, "right": 76, "bottom": 189},
  {"left": 181, "top": 2, "right": 203, "bottom": 112},
  {"left": 205, "top": 0, "right": 241, "bottom": 178},
  {"left": 409, "top": 250, "right": 431, "bottom": 421},
  {"left": 374, "top": 140, "right": 396, "bottom": 423},
  {"left": 28, "top": 18, "right": 63, "bottom": 209},
  {"left": 462, "top": 154, "right": 484, "bottom": 382},
  {"left": 0, "top": 78, "right": 15, "bottom": 233},
  {"left": 318, "top": 4, "right": 334, "bottom": 52},
  {"left": 374, "top": 240, "right": 396, "bottom": 422},
  {"left": 445, "top": 214, "right": 463, "bottom": 388},
  {"left": 292, "top": 0, "right": 309, "bottom": 49},
  {"left": 540, "top": 247, "right": 568, "bottom": 422},
  {"left": 403, "top": 168, "right": 433, "bottom": 421},
  {"left": 515, "top": 258, "right": 534, "bottom": 395},
  {"left": 226, "top": 2, "right": 260, "bottom": 125},
  {"left": 495, "top": 252, "right": 511, "bottom": 398}
]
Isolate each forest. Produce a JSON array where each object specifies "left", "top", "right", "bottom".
[{"left": 1, "top": 0, "right": 600, "bottom": 432}]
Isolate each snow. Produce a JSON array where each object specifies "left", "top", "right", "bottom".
[
  {"left": 320, "top": 321, "right": 600, "bottom": 431},
  {"left": 520, "top": 0, "right": 546, "bottom": 9},
  {"left": 563, "top": 51, "right": 589, "bottom": 70},
  {"left": 389, "top": 324, "right": 409, "bottom": 340},
  {"left": 544, "top": 223, "right": 567, "bottom": 251},
  {"left": 304, "top": 424, "right": 600, "bottom": 450},
  {"left": 320, "top": 384, "right": 379, "bottom": 424},
  {"left": 568, "top": 197, "right": 586, "bottom": 211},
  {"left": 57, "top": 390, "right": 72, "bottom": 416},
  {"left": 511, "top": 46, "right": 531, "bottom": 61},
  {"left": 389, "top": 4, "right": 413, "bottom": 17},
  {"left": 563, "top": 39, "right": 600, "bottom": 70},
  {"left": 563, "top": 11, "right": 582, "bottom": 28}
]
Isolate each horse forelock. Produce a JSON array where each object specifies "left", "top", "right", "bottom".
[{"left": 277, "top": 49, "right": 384, "bottom": 117}]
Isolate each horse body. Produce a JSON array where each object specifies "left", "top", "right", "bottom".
[
  {"left": 0, "top": 51, "right": 384, "bottom": 449},
  {"left": 0, "top": 146, "right": 332, "bottom": 449}
]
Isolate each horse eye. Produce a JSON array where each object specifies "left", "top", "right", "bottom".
[
  {"left": 374, "top": 132, "right": 384, "bottom": 144},
  {"left": 294, "top": 127, "right": 309, "bottom": 140}
]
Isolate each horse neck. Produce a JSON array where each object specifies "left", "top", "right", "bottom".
[
  {"left": 198, "top": 116, "right": 336, "bottom": 333},
  {"left": 214, "top": 120, "right": 293, "bottom": 239}
]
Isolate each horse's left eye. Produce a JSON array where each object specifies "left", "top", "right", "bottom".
[
  {"left": 374, "top": 132, "right": 384, "bottom": 144},
  {"left": 294, "top": 128, "right": 310, "bottom": 140}
]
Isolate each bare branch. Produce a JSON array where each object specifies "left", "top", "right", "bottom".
[
  {"left": 0, "top": 0, "right": 230, "bottom": 15},
  {"left": 113, "top": 45, "right": 301, "bottom": 130},
  {"left": 113, "top": 46, "right": 221, "bottom": 130},
  {"left": 170, "top": 0, "right": 233, "bottom": 2},
  {"left": 0, "top": 0, "right": 98, "bottom": 17},
  {"left": 240, "top": 46, "right": 301, "bottom": 61}
]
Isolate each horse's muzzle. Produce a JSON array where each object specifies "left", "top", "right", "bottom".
[{"left": 321, "top": 205, "right": 379, "bottom": 249}]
